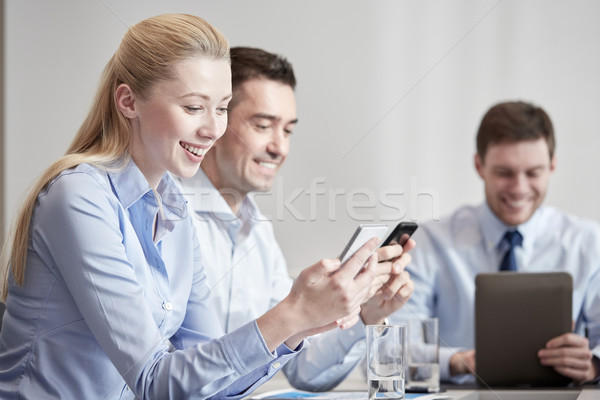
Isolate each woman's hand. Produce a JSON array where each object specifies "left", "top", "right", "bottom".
[{"left": 257, "top": 238, "right": 381, "bottom": 351}]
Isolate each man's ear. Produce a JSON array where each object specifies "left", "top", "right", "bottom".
[
  {"left": 115, "top": 83, "right": 137, "bottom": 119},
  {"left": 474, "top": 153, "right": 484, "bottom": 179},
  {"left": 550, "top": 155, "right": 557, "bottom": 173}
]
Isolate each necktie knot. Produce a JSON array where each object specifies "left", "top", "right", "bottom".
[
  {"left": 504, "top": 230, "right": 523, "bottom": 248},
  {"left": 499, "top": 230, "right": 522, "bottom": 271}
]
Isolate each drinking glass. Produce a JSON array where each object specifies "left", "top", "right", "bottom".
[
  {"left": 406, "top": 318, "right": 440, "bottom": 392},
  {"left": 367, "top": 324, "right": 406, "bottom": 399}
]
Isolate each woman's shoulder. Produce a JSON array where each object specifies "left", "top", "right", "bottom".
[{"left": 39, "top": 163, "right": 114, "bottom": 206}]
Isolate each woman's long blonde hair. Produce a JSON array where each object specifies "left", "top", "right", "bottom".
[{"left": 1, "top": 14, "right": 229, "bottom": 300}]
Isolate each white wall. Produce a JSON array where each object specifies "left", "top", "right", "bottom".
[{"left": 4, "top": 0, "right": 600, "bottom": 277}]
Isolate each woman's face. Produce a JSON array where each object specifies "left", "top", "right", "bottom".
[{"left": 124, "top": 57, "right": 232, "bottom": 188}]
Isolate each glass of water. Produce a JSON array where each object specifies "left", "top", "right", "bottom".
[
  {"left": 366, "top": 323, "right": 406, "bottom": 399},
  {"left": 405, "top": 317, "right": 440, "bottom": 393}
]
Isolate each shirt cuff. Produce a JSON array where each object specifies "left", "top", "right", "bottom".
[
  {"left": 439, "top": 346, "right": 474, "bottom": 383},
  {"left": 277, "top": 339, "right": 305, "bottom": 355},
  {"left": 219, "top": 344, "right": 299, "bottom": 400},
  {"left": 220, "top": 320, "right": 278, "bottom": 375},
  {"left": 439, "top": 346, "right": 455, "bottom": 381}
]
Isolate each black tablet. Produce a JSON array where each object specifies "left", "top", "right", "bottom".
[{"left": 475, "top": 272, "right": 573, "bottom": 387}]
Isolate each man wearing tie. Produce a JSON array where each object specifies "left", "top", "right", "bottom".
[{"left": 392, "top": 100, "right": 600, "bottom": 384}]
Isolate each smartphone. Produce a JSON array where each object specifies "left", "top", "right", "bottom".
[
  {"left": 339, "top": 224, "right": 389, "bottom": 264},
  {"left": 381, "top": 221, "right": 418, "bottom": 247}
]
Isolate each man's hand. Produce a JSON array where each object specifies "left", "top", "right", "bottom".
[
  {"left": 359, "top": 239, "right": 416, "bottom": 325},
  {"left": 449, "top": 350, "right": 476, "bottom": 376},
  {"left": 538, "top": 332, "right": 600, "bottom": 384}
]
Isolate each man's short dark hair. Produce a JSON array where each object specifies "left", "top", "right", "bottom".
[
  {"left": 230, "top": 46, "right": 296, "bottom": 104},
  {"left": 476, "top": 101, "right": 555, "bottom": 161},
  {"left": 230, "top": 47, "right": 296, "bottom": 90}
]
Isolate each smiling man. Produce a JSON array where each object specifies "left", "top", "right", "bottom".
[
  {"left": 200, "top": 75, "right": 296, "bottom": 203},
  {"left": 179, "top": 47, "right": 415, "bottom": 391},
  {"left": 391, "top": 101, "right": 600, "bottom": 385}
]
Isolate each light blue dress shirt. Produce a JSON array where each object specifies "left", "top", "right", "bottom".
[
  {"left": 391, "top": 202, "right": 600, "bottom": 382},
  {"left": 0, "top": 160, "right": 298, "bottom": 399},
  {"left": 179, "top": 170, "right": 367, "bottom": 391}
]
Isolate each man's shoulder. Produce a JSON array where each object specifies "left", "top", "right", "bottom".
[
  {"left": 538, "top": 205, "right": 600, "bottom": 239},
  {"left": 538, "top": 205, "right": 599, "bottom": 228},
  {"left": 415, "top": 204, "right": 483, "bottom": 249},
  {"left": 420, "top": 204, "right": 481, "bottom": 234}
]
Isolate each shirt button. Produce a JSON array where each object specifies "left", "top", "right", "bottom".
[
  {"left": 163, "top": 302, "right": 173, "bottom": 311},
  {"left": 272, "top": 362, "right": 281, "bottom": 369}
]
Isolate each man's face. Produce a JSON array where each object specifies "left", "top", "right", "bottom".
[
  {"left": 475, "top": 138, "right": 556, "bottom": 226},
  {"left": 209, "top": 78, "right": 297, "bottom": 196}
]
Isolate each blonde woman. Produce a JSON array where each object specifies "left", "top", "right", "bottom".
[{"left": 0, "top": 14, "right": 380, "bottom": 399}]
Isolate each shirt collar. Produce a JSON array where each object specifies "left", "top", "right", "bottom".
[
  {"left": 478, "top": 201, "right": 543, "bottom": 252},
  {"left": 108, "top": 158, "right": 187, "bottom": 219},
  {"left": 183, "top": 168, "right": 266, "bottom": 226}
]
